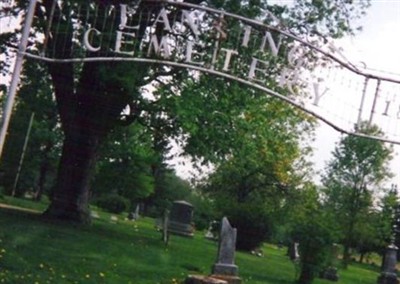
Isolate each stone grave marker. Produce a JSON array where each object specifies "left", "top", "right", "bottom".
[
  {"left": 377, "top": 243, "right": 400, "bottom": 284},
  {"left": 128, "top": 204, "right": 140, "bottom": 221},
  {"left": 167, "top": 200, "right": 195, "bottom": 237},
  {"left": 110, "top": 215, "right": 118, "bottom": 223},
  {"left": 90, "top": 211, "right": 100, "bottom": 219},
  {"left": 185, "top": 217, "right": 241, "bottom": 284},
  {"left": 162, "top": 209, "right": 170, "bottom": 245},
  {"left": 205, "top": 220, "right": 219, "bottom": 241},
  {"left": 212, "top": 217, "right": 238, "bottom": 276},
  {"left": 289, "top": 242, "right": 300, "bottom": 261}
]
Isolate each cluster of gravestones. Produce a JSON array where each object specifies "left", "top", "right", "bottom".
[
  {"left": 158, "top": 201, "right": 240, "bottom": 283},
  {"left": 163, "top": 200, "right": 400, "bottom": 284},
  {"left": 160, "top": 200, "right": 400, "bottom": 284},
  {"left": 287, "top": 240, "right": 400, "bottom": 283}
]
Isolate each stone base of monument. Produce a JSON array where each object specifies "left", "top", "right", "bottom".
[
  {"left": 210, "top": 274, "right": 242, "bottom": 284},
  {"left": 212, "top": 263, "right": 238, "bottom": 276},
  {"left": 184, "top": 274, "right": 241, "bottom": 284},
  {"left": 184, "top": 275, "right": 227, "bottom": 284},
  {"left": 377, "top": 273, "right": 400, "bottom": 284}
]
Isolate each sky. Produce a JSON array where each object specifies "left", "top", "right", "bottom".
[{"left": 310, "top": 0, "right": 400, "bottom": 187}]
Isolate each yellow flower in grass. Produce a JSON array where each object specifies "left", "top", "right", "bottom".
[
  {"left": 99, "top": 272, "right": 105, "bottom": 278},
  {"left": 0, "top": 249, "right": 5, "bottom": 253},
  {"left": 85, "top": 274, "right": 90, "bottom": 279},
  {"left": 39, "top": 264, "right": 44, "bottom": 269}
]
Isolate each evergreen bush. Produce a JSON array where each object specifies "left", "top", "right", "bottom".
[{"left": 95, "top": 194, "right": 130, "bottom": 214}]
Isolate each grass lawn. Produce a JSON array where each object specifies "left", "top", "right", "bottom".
[{"left": 0, "top": 197, "right": 381, "bottom": 283}]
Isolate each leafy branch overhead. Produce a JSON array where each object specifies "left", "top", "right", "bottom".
[{"left": 0, "top": 0, "right": 371, "bottom": 224}]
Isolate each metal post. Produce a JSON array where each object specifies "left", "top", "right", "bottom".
[
  {"left": 11, "top": 112, "right": 35, "bottom": 197},
  {"left": 357, "top": 76, "right": 369, "bottom": 128},
  {"left": 0, "top": 0, "right": 38, "bottom": 161},
  {"left": 368, "top": 79, "right": 381, "bottom": 126}
]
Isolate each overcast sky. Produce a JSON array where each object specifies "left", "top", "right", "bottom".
[{"left": 311, "top": 0, "right": 400, "bottom": 186}]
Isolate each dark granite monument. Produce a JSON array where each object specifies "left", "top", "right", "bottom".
[
  {"left": 168, "top": 200, "right": 195, "bottom": 237},
  {"left": 377, "top": 244, "right": 400, "bottom": 284}
]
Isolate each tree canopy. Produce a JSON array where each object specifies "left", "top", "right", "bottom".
[
  {"left": 0, "top": 0, "right": 372, "bottom": 224},
  {"left": 322, "top": 122, "right": 393, "bottom": 267}
]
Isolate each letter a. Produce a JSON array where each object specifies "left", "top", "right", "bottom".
[{"left": 154, "top": 8, "right": 172, "bottom": 32}]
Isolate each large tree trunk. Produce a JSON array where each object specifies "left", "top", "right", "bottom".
[
  {"left": 42, "top": 59, "right": 100, "bottom": 223},
  {"left": 40, "top": 2, "right": 143, "bottom": 223},
  {"left": 42, "top": 61, "right": 131, "bottom": 223},
  {"left": 43, "top": 129, "right": 101, "bottom": 223}
]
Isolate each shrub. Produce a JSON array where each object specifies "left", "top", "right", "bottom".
[
  {"left": 219, "top": 200, "right": 271, "bottom": 251},
  {"left": 230, "top": 206, "right": 270, "bottom": 251},
  {"left": 187, "top": 195, "right": 216, "bottom": 231},
  {"left": 293, "top": 211, "right": 336, "bottom": 284},
  {"left": 94, "top": 194, "right": 130, "bottom": 214}
]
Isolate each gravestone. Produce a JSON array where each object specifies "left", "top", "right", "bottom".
[
  {"left": 90, "top": 211, "right": 100, "bottom": 219},
  {"left": 377, "top": 244, "right": 400, "bottom": 284},
  {"left": 185, "top": 217, "right": 240, "bottom": 284},
  {"left": 205, "top": 220, "right": 219, "bottom": 241},
  {"left": 321, "top": 267, "right": 339, "bottom": 282},
  {"left": 162, "top": 209, "right": 170, "bottom": 245},
  {"left": 168, "top": 200, "right": 195, "bottom": 237},
  {"left": 128, "top": 204, "right": 140, "bottom": 221},
  {"left": 289, "top": 242, "right": 300, "bottom": 261},
  {"left": 212, "top": 217, "right": 238, "bottom": 276}
]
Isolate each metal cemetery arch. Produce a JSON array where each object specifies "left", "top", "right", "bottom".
[{"left": 2, "top": 0, "right": 400, "bottom": 158}]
